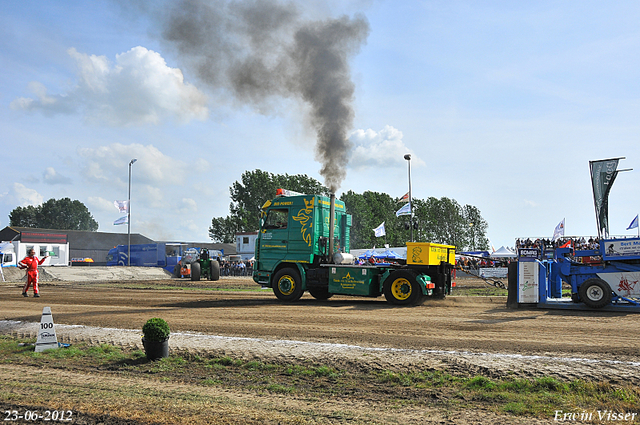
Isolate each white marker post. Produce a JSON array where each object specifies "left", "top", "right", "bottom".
[{"left": 35, "top": 307, "right": 58, "bottom": 352}]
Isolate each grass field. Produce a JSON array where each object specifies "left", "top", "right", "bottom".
[{"left": 1, "top": 336, "right": 638, "bottom": 424}]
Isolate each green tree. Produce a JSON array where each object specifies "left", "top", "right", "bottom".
[
  {"left": 209, "top": 170, "right": 329, "bottom": 242},
  {"left": 341, "top": 190, "right": 411, "bottom": 249},
  {"left": 208, "top": 216, "right": 242, "bottom": 244},
  {"left": 9, "top": 198, "right": 99, "bottom": 231},
  {"left": 343, "top": 193, "right": 489, "bottom": 250},
  {"left": 341, "top": 191, "right": 387, "bottom": 248},
  {"left": 414, "top": 197, "right": 466, "bottom": 247},
  {"left": 462, "top": 204, "right": 489, "bottom": 251},
  {"left": 8, "top": 205, "right": 39, "bottom": 228}
]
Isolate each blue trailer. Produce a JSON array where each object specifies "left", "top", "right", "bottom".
[
  {"left": 512, "top": 238, "right": 640, "bottom": 311},
  {"left": 106, "top": 243, "right": 183, "bottom": 273}
]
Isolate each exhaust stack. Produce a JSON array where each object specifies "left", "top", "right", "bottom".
[{"left": 329, "top": 193, "right": 335, "bottom": 262}]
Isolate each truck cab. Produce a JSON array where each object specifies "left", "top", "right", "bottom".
[{"left": 253, "top": 191, "right": 350, "bottom": 291}]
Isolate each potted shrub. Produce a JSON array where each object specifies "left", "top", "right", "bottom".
[{"left": 142, "top": 317, "right": 170, "bottom": 360}]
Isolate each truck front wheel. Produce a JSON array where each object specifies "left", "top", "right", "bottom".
[
  {"left": 579, "top": 278, "right": 612, "bottom": 308},
  {"left": 384, "top": 271, "right": 423, "bottom": 306},
  {"left": 273, "top": 268, "right": 304, "bottom": 302}
]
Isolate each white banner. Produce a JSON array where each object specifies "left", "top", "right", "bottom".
[
  {"left": 373, "top": 222, "right": 386, "bottom": 237},
  {"left": 552, "top": 218, "right": 565, "bottom": 241},
  {"left": 114, "top": 200, "right": 129, "bottom": 214},
  {"left": 479, "top": 268, "right": 508, "bottom": 278},
  {"left": 518, "top": 262, "right": 539, "bottom": 303}
]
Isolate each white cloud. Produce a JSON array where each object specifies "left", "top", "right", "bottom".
[
  {"left": 78, "top": 142, "right": 196, "bottom": 187},
  {"left": 43, "top": 167, "right": 72, "bottom": 185},
  {"left": 11, "top": 46, "right": 209, "bottom": 126},
  {"left": 10, "top": 183, "right": 44, "bottom": 207},
  {"left": 179, "top": 198, "right": 198, "bottom": 214},
  {"left": 87, "top": 196, "right": 117, "bottom": 213},
  {"left": 348, "top": 125, "right": 426, "bottom": 169}
]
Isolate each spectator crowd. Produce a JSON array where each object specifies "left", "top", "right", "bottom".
[
  {"left": 220, "top": 259, "right": 254, "bottom": 276},
  {"left": 515, "top": 237, "right": 600, "bottom": 251}
]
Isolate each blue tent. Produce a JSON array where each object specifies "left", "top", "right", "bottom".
[
  {"left": 358, "top": 249, "right": 376, "bottom": 259},
  {"left": 375, "top": 249, "right": 404, "bottom": 259}
]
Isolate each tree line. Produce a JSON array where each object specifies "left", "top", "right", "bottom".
[
  {"left": 9, "top": 198, "right": 99, "bottom": 231},
  {"left": 210, "top": 170, "right": 489, "bottom": 251}
]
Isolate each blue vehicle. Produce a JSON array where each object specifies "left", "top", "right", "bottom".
[
  {"left": 106, "top": 243, "right": 184, "bottom": 273},
  {"left": 514, "top": 238, "right": 640, "bottom": 310},
  {"left": 549, "top": 238, "right": 640, "bottom": 308}
]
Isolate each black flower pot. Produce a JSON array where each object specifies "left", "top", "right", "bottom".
[{"left": 142, "top": 337, "right": 169, "bottom": 360}]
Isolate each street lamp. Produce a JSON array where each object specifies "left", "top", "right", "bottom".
[
  {"left": 127, "top": 158, "right": 137, "bottom": 266},
  {"left": 404, "top": 154, "right": 414, "bottom": 242}
]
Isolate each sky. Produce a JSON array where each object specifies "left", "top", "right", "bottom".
[{"left": 1, "top": 0, "right": 640, "bottom": 250}]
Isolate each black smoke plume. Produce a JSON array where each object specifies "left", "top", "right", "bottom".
[{"left": 160, "top": 0, "right": 369, "bottom": 191}]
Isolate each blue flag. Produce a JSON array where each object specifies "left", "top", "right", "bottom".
[
  {"left": 627, "top": 215, "right": 639, "bottom": 230},
  {"left": 113, "top": 216, "right": 128, "bottom": 225}
]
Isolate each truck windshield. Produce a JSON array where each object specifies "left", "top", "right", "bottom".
[{"left": 264, "top": 209, "right": 288, "bottom": 229}]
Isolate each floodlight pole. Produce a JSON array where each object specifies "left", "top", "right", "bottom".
[
  {"left": 404, "top": 154, "right": 413, "bottom": 242},
  {"left": 127, "top": 158, "right": 137, "bottom": 266}
]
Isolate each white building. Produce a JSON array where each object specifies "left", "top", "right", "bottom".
[
  {"left": 0, "top": 234, "right": 70, "bottom": 267},
  {"left": 235, "top": 232, "right": 258, "bottom": 261}
]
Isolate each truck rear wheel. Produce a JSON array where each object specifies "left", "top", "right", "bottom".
[
  {"left": 191, "top": 262, "right": 201, "bottom": 281},
  {"left": 272, "top": 268, "right": 303, "bottom": 302},
  {"left": 384, "top": 271, "right": 423, "bottom": 305},
  {"left": 308, "top": 287, "right": 333, "bottom": 300},
  {"left": 578, "top": 278, "right": 612, "bottom": 308},
  {"left": 210, "top": 260, "right": 220, "bottom": 281}
]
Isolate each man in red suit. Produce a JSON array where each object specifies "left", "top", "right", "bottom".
[{"left": 19, "top": 249, "right": 48, "bottom": 297}]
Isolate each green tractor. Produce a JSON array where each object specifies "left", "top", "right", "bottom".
[
  {"left": 174, "top": 248, "right": 222, "bottom": 281},
  {"left": 188, "top": 248, "right": 221, "bottom": 281}
]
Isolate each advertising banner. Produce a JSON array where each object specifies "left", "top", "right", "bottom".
[
  {"left": 600, "top": 237, "right": 640, "bottom": 260},
  {"left": 590, "top": 158, "right": 620, "bottom": 237},
  {"left": 518, "top": 261, "right": 539, "bottom": 303}
]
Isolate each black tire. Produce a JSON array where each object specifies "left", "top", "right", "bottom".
[
  {"left": 172, "top": 264, "right": 181, "bottom": 278},
  {"left": 209, "top": 260, "right": 220, "bottom": 281},
  {"left": 578, "top": 278, "right": 612, "bottom": 308},
  {"left": 308, "top": 287, "right": 333, "bottom": 300},
  {"left": 272, "top": 267, "right": 304, "bottom": 302},
  {"left": 191, "top": 262, "right": 201, "bottom": 281},
  {"left": 383, "top": 270, "right": 424, "bottom": 305}
]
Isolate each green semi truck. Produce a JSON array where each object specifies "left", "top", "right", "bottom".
[{"left": 252, "top": 189, "right": 456, "bottom": 305}]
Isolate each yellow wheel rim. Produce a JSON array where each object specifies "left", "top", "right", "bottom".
[
  {"left": 277, "top": 275, "right": 295, "bottom": 296},
  {"left": 391, "top": 277, "right": 412, "bottom": 301}
]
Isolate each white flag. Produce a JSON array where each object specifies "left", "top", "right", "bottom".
[
  {"left": 373, "top": 222, "right": 386, "bottom": 237},
  {"left": 113, "top": 216, "right": 128, "bottom": 225},
  {"left": 396, "top": 202, "right": 411, "bottom": 217},
  {"left": 114, "top": 200, "right": 129, "bottom": 214},
  {"left": 552, "top": 218, "right": 565, "bottom": 241}
]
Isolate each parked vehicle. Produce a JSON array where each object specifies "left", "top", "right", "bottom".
[{"left": 106, "top": 243, "right": 184, "bottom": 273}]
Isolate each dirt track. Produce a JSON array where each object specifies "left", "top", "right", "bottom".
[{"left": 2, "top": 277, "right": 640, "bottom": 385}]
